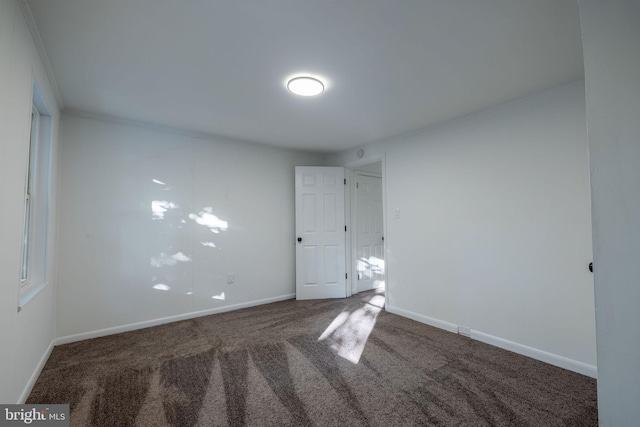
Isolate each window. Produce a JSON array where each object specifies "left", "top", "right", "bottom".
[
  {"left": 19, "top": 81, "right": 52, "bottom": 310},
  {"left": 21, "top": 105, "right": 38, "bottom": 283}
]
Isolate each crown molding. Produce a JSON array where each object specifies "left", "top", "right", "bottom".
[{"left": 17, "top": 0, "right": 64, "bottom": 110}]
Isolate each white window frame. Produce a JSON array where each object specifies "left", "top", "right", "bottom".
[
  {"left": 20, "top": 105, "right": 38, "bottom": 284},
  {"left": 18, "top": 80, "right": 52, "bottom": 311}
]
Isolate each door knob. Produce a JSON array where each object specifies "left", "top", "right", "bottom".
[{"left": 297, "top": 237, "right": 302, "bottom": 242}]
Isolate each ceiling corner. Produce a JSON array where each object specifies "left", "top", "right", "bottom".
[{"left": 17, "top": 0, "right": 64, "bottom": 110}]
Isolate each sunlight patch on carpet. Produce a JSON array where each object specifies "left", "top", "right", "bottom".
[{"left": 318, "top": 294, "right": 384, "bottom": 364}]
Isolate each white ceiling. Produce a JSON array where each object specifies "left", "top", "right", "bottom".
[{"left": 27, "top": 0, "right": 584, "bottom": 154}]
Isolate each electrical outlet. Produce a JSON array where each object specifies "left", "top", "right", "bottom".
[
  {"left": 458, "top": 326, "right": 471, "bottom": 337},
  {"left": 227, "top": 273, "right": 235, "bottom": 284}
]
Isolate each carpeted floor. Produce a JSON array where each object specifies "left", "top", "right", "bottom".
[{"left": 28, "top": 290, "right": 598, "bottom": 426}]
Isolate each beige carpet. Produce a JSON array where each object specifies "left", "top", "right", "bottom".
[{"left": 28, "top": 290, "right": 597, "bottom": 426}]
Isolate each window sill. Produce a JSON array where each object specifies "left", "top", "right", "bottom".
[{"left": 18, "top": 281, "right": 48, "bottom": 312}]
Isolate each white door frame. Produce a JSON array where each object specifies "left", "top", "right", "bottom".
[{"left": 344, "top": 155, "right": 387, "bottom": 308}]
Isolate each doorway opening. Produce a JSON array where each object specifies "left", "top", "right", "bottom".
[{"left": 347, "top": 160, "right": 385, "bottom": 304}]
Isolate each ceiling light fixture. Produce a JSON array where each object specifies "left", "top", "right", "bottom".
[{"left": 287, "top": 76, "right": 325, "bottom": 97}]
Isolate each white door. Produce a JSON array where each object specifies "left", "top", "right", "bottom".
[
  {"left": 355, "top": 174, "right": 384, "bottom": 292},
  {"left": 295, "top": 167, "right": 347, "bottom": 300}
]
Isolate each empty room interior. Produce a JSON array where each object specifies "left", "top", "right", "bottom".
[{"left": 1, "top": 0, "right": 639, "bottom": 425}]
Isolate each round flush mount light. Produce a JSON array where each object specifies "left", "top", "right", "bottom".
[{"left": 287, "top": 76, "right": 325, "bottom": 97}]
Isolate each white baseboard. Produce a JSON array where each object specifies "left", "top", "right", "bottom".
[
  {"left": 386, "top": 304, "right": 459, "bottom": 334},
  {"left": 385, "top": 304, "right": 597, "bottom": 378},
  {"left": 18, "top": 340, "right": 55, "bottom": 404},
  {"left": 54, "top": 296, "right": 597, "bottom": 379},
  {"left": 56, "top": 294, "right": 296, "bottom": 345},
  {"left": 471, "top": 330, "right": 597, "bottom": 378}
]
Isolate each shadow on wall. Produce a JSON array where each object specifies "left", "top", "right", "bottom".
[{"left": 149, "top": 177, "right": 229, "bottom": 300}]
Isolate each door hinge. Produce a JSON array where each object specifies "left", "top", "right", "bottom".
[
  {"left": 356, "top": 182, "right": 359, "bottom": 189},
  {"left": 344, "top": 178, "right": 346, "bottom": 185},
  {"left": 345, "top": 273, "right": 348, "bottom": 279},
  {"left": 358, "top": 273, "right": 360, "bottom": 280},
  {"left": 345, "top": 225, "right": 347, "bottom": 232}
]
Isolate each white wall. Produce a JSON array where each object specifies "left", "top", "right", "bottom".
[
  {"left": 579, "top": 0, "right": 640, "bottom": 424},
  {"left": 328, "top": 81, "right": 596, "bottom": 375},
  {"left": 56, "top": 113, "right": 324, "bottom": 340},
  {"left": 0, "top": 0, "right": 60, "bottom": 403}
]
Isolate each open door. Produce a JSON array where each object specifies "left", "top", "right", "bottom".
[
  {"left": 295, "top": 166, "right": 347, "bottom": 300},
  {"left": 354, "top": 173, "right": 384, "bottom": 292}
]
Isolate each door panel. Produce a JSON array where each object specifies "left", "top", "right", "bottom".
[
  {"left": 325, "top": 245, "right": 338, "bottom": 284},
  {"left": 303, "top": 246, "right": 318, "bottom": 285},
  {"left": 302, "top": 194, "right": 316, "bottom": 232},
  {"left": 295, "top": 167, "right": 346, "bottom": 300},
  {"left": 324, "top": 194, "right": 337, "bottom": 231}
]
